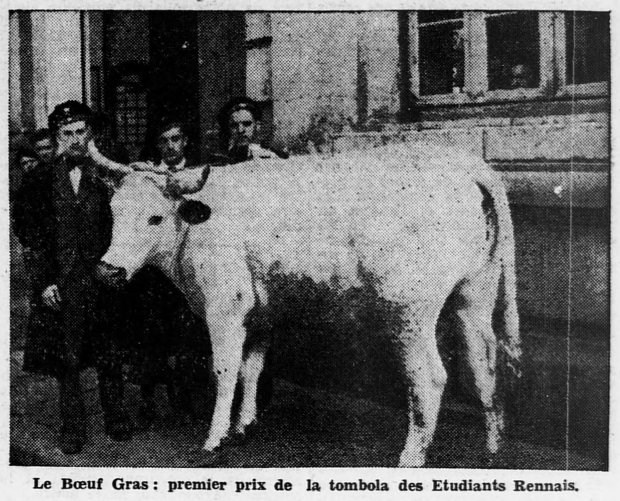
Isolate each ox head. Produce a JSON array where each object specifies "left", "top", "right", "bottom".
[{"left": 97, "top": 171, "right": 210, "bottom": 287}]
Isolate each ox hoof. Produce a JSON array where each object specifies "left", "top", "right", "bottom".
[
  {"left": 187, "top": 447, "right": 219, "bottom": 466},
  {"left": 232, "top": 420, "right": 258, "bottom": 440},
  {"left": 227, "top": 430, "right": 246, "bottom": 445},
  {"left": 482, "top": 451, "right": 501, "bottom": 468}
]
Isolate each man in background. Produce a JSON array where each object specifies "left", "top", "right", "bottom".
[
  {"left": 128, "top": 117, "right": 209, "bottom": 429},
  {"left": 12, "top": 145, "right": 45, "bottom": 250},
  {"left": 154, "top": 117, "right": 189, "bottom": 171},
  {"left": 217, "top": 97, "right": 288, "bottom": 164},
  {"left": 15, "top": 145, "right": 40, "bottom": 175},
  {"left": 32, "top": 128, "right": 54, "bottom": 165},
  {"left": 509, "top": 63, "right": 535, "bottom": 89},
  {"left": 216, "top": 97, "right": 289, "bottom": 414}
]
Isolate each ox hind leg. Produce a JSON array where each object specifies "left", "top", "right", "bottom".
[
  {"left": 453, "top": 264, "right": 504, "bottom": 459},
  {"left": 234, "top": 332, "right": 270, "bottom": 436},
  {"left": 398, "top": 302, "right": 447, "bottom": 467}
]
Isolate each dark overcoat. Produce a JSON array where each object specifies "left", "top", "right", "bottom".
[{"left": 18, "top": 158, "right": 114, "bottom": 377}]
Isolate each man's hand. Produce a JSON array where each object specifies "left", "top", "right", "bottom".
[
  {"left": 166, "top": 166, "right": 210, "bottom": 196},
  {"left": 87, "top": 139, "right": 101, "bottom": 158},
  {"left": 42, "top": 284, "right": 61, "bottom": 310}
]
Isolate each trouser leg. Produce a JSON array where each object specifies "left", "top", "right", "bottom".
[
  {"left": 57, "top": 368, "right": 86, "bottom": 453},
  {"left": 97, "top": 359, "right": 132, "bottom": 441},
  {"left": 256, "top": 345, "right": 273, "bottom": 414},
  {"left": 169, "top": 353, "right": 194, "bottom": 416},
  {"left": 136, "top": 358, "right": 161, "bottom": 430}
]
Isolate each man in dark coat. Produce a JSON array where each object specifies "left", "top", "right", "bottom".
[
  {"left": 217, "top": 97, "right": 288, "bottom": 164},
  {"left": 215, "top": 97, "right": 290, "bottom": 413},
  {"left": 18, "top": 101, "right": 132, "bottom": 454},
  {"left": 128, "top": 117, "right": 210, "bottom": 430}
]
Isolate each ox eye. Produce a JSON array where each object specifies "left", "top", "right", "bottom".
[{"left": 148, "top": 215, "right": 164, "bottom": 226}]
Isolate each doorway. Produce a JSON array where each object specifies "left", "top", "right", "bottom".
[{"left": 148, "top": 11, "right": 200, "bottom": 162}]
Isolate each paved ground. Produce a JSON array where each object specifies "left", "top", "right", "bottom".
[{"left": 10, "top": 326, "right": 608, "bottom": 470}]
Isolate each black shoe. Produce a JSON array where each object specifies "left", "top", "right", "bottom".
[
  {"left": 105, "top": 416, "right": 133, "bottom": 442},
  {"left": 59, "top": 429, "right": 84, "bottom": 454}
]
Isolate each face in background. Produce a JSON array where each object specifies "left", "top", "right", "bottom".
[
  {"left": 19, "top": 155, "right": 39, "bottom": 174},
  {"left": 56, "top": 120, "right": 92, "bottom": 161},
  {"left": 510, "top": 64, "right": 534, "bottom": 89},
  {"left": 157, "top": 126, "right": 187, "bottom": 167},
  {"left": 34, "top": 137, "right": 54, "bottom": 164},
  {"left": 228, "top": 109, "right": 257, "bottom": 150}
]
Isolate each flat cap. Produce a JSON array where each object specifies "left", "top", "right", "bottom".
[
  {"left": 16, "top": 144, "right": 38, "bottom": 161},
  {"left": 48, "top": 100, "right": 93, "bottom": 133},
  {"left": 154, "top": 114, "right": 187, "bottom": 137},
  {"left": 217, "top": 97, "right": 262, "bottom": 129}
]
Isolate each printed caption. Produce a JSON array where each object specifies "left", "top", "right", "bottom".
[{"left": 32, "top": 477, "right": 579, "bottom": 493}]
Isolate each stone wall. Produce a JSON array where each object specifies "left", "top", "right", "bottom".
[
  {"left": 196, "top": 12, "right": 246, "bottom": 154},
  {"left": 11, "top": 11, "right": 84, "bottom": 132}
]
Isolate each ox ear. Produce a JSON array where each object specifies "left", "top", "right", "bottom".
[{"left": 177, "top": 199, "right": 211, "bottom": 225}]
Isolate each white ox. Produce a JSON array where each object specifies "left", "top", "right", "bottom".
[{"left": 100, "top": 143, "right": 521, "bottom": 467}]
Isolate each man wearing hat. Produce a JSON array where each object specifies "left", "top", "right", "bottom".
[
  {"left": 217, "top": 97, "right": 288, "bottom": 164},
  {"left": 216, "top": 97, "right": 290, "bottom": 414},
  {"left": 123, "top": 116, "right": 211, "bottom": 429},
  {"left": 12, "top": 144, "right": 47, "bottom": 254},
  {"left": 19, "top": 100, "right": 132, "bottom": 454}
]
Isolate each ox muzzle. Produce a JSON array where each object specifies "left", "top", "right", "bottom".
[{"left": 96, "top": 261, "right": 128, "bottom": 289}]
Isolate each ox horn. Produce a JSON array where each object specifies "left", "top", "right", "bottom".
[
  {"left": 88, "top": 140, "right": 134, "bottom": 176},
  {"left": 88, "top": 141, "right": 210, "bottom": 196},
  {"left": 89, "top": 141, "right": 171, "bottom": 176}
]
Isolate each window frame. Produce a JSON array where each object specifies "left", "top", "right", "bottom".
[{"left": 407, "top": 11, "right": 609, "bottom": 106}]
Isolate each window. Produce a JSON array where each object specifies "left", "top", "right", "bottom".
[
  {"left": 565, "top": 12, "right": 610, "bottom": 85},
  {"left": 417, "top": 11, "right": 464, "bottom": 95},
  {"left": 486, "top": 12, "right": 539, "bottom": 90},
  {"left": 407, "top": 11, "right": 610, "bottom": 105},
  {"left": 111, "top": 67, "right": 148, "bottom": 161},
  {"left": 115, "top": 80, "right": 147, "bottom": 147}
]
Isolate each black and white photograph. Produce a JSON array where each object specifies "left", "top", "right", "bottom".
[{"left": 6, "top": 1, "right": 612, "bottom": 482}]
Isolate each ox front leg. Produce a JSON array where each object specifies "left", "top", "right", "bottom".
[
  {"left": 202, "top": 304, "right": 247, "bottom": 452},
  {"left": 398, "top": 307, "right": 446, "bottom": 467}
]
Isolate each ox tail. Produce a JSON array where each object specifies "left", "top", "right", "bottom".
[{"left": 475, "top": 172, "right": 522, "bottom": 379}]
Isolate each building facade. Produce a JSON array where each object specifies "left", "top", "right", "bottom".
[{"left": 9, "top": 10, "right": 610, "bottom": 326}]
